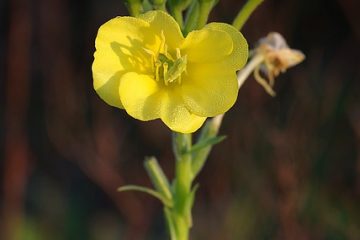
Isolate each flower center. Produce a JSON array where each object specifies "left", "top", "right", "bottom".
[
  {"left": 155, "top": 50, "right": 187, "bottom": 86},
  {"left": 145, "top": 31, "right": 187, "bottom": 86}
]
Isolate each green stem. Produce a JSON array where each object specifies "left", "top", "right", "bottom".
[
  {"left": 168, "top": 0, "right": 193, "bottom": 30},
  {"left": 237, "top": 53, "right": 264, "bottom": 88},
  {"left": 184, "top": 0, "right": 199, "bottom": 35},
  {"left": 171, "top": 8, "right": 185, "bottom": 29},
  {"left": 173, "top": 155, "right": 192, "bottom": 239},
  {"left": 150, "top": 0, "right": 167, "bottom": 10},
  {"left": 232, "top": 0, "right": 264, "bottom": 31},
  {"left": 196, "top": 0, "right": 216, "bottom": 29},
  {"left": 174, "top": 149, "right": 192, "bottom": 212},
  {"left": 124, "top": 0, "right": 143, "bottom": 16},
  {"left": 165, "top": 133, "right": 194, "bottom": 240}
]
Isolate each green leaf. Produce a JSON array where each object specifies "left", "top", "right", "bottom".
[
  {"left": 144, "top": 157, "right": 173, "bottom": 201},
  {"left": 118, "top": 185, "right": 173, "bottom": 207},
  {"left": 186, "top": 135, "right": 226, "bottom": 154},
  {"left": 191, "top": 118, "right": 224, "bottom": 178}
]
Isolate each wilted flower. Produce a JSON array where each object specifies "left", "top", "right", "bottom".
[
  {"left": 92, "top": 10, "right": 248, "bottom": 133},
  {"left": 253, "top": 32, "right": 305, "bottom": 96}
]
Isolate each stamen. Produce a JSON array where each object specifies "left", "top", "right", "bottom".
[
  {"left": 152, "top": 34, "right": 187, "bottom": 86},
  {"left": 155, "top": 61, "right": 161, "bottom": 82},
  {"left": 164, "top": 44, "right": 168, "bottom": 56},
  {"left": 143, "top": 47, "right": 155, "bottom": 56},
  {"left": 163, "top": 62, "right": 169, "bottom": 85},
  {"left": 160, "top": 31, "right": 166, "bottom": 54},
  {"left": 176, "top": 48, "right": 181, "bottom": 59}
]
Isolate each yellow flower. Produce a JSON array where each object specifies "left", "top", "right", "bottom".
[{"left": 92, "top": 10, "right": 248, "bottom": 133}]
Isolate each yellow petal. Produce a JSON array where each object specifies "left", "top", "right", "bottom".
[
  {"left": 181, "top": 63, "right": 238, "bottom": 117},
  {"left": 139, "top": 10, "right": 184, "bottom": 50},
  {"left": 160, "top": 91, "right": 206, "bottom": 133},
  {"left": 93, "top": 16, "right": 154, "bottom": 108},
  {"left": 119, "top": 72, "right": 205, "bottom": 133},
  {"left": 95, "top": 71, "right": 124, "bottom": 108},
  {"left": 119, "top": 72, "right": 162, "bottom": 121},
  {"left": 181, "top": 28, "right": 233, "bottom": 63},
  {"left": 204, "top": 23, "right": 248, "bottom": 70}
]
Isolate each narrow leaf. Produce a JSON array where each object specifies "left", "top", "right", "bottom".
[
  {"left": 118, "top": 185, "right": 173, "bottom": 207},
  {"left": 144, "top": 157, "right": 173, "bottom": 201},
  {"left": 186, "top": 135, "right": 226, "bottom": 154}
]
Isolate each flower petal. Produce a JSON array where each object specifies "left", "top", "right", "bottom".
[
  {"left": 119, "top": 72, "right": 205, "bottom": 132},
  {"left": 160, "top": 91, "right": 206, "bottom": 133},
  {"left": 180, "top": 28, "right": 233, "bottom": 63},
  {"left": 181, "top": 63, "right": 238, "bottom": 117},
  {"left": 119, "top": 72, "right": 162, "bottom": 121},
  {"left": 204, "top": 23, "right": 248, "bottom": 70},
  {"left": 139, "top": 10, "right": 184, "bottom": 50},
  {"left": 93, "top": 16, "right": 154, "bottom": 108}
]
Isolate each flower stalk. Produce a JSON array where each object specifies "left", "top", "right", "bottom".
[
  {"left": 124, "top": 0, "right": 143, "bottom": 16},
  {"left": 169, "top": 133, "right": 193, "bottom": 240},
  {"left": 184, "top": 0, "right": 199, "bottom": 35},
  {"left": 150, "top": 0, "right": 167, "bottom": 10},
  {"left": 196, "top": 0, "right": 217, "bottom": 29},
  {"left": 168, "top": 0, "right": 193, "bottom": 29},
  {"left": 232, "top": 0, "right": 264, "bottom": 30}
]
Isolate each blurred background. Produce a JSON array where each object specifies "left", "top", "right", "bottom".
[{"left": 1, "top": 0, "right": 360, "bottom": 239}]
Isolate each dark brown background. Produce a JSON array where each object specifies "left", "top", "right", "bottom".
[{"left": 1, "top": 0, "right": 360, "bottom": 239}]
